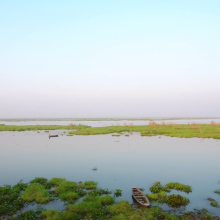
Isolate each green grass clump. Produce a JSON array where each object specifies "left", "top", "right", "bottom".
[
  {"left": 150, "top": 181, "right": 164, "bottom": 193},
  {"left": 59, "top": 191, "right": 79, "bottom": 202},
  {"left": 107, "top": 200, "right": 131, "bottom": 215},
  {"left": 214, "top": 189, "right": 220, "bottom": 195},
  {"left": 54, "top": 181, "right": 77, "bottom": 194},
  {"left": 165, "top": 182, "right": 192, "bottom": 193},
  {"left": 125, "top": 134, "right": 129, "bottom": 137},
  {"left": 112, "top": 134, "right": 120, "bottom": 136},
  {"left": 30, "top": 177, "right": 52, "bottom": 189},
  {"left": 66, "top": 134, "right": 73, "bottom": 136},
  {"left": 77, "top": 182, "right": 85, "bottom": 189},
  {"left": 0, "top": 181, "right": 27, "bottom": 215},
  {"left": 88, "top": 188, "right": 112, "bottom": 196},
  {"left": 99, "top": 195, "right": 115, "bottom": 205},
  {"left": 67, "top": 201, "right": 102, "bottom": 214},
  {"left": 158, "top": 191, "right": 167, "bottom": 198},
  {"left": 148, "top": 193, "right": 159, "bottom": 200},
  {"left": 84, "top": 181, "right": 97, "bottom": 190},
  {"left": 210, "top": 200, "right": 219, "bottom": 207},
  {"left": 114, "top": 189, "right": 122, "bottom": 197},
  {"left": 21, "top": 183, "right": 51, "bottom": 204},
  {"left": 40, "top": 210, "right": 80, "bottom": 220},
  {"left": 50, "top": 177, "right": 66, "bottom": 186},
  {"left": 166, "top": 194, "right": 190, "bottom": 208}
]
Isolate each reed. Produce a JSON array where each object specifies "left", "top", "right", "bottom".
[{"left": 149, "top": 121, "right": 158, "bottom": 127}]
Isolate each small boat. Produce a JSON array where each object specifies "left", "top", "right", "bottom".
[
  {"left": 132, "top": 186, "right": 150, "bottom": 207},
  {"left": 49, "top": 134, "right": 59, "bottom": 138}
]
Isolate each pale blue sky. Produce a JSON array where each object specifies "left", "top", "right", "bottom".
[{"left": 0, "top": 1, "right": 219, "bottom": 118}]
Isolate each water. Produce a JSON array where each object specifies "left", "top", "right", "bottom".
[
  {"left": 0, "top": 130, "right": 220, "bottom": 216},
  {"left": 0, "top": 118, "right": 220, "bottom": 127}
]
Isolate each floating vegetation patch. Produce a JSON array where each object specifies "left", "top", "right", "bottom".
[
  {"left": 125, "top": 134, "right": 129, "bottom": 136},
  {"left": 148, "top": 181, "right": 192, "bottom": 208},
  {"left": 165, "top": 182, "right": 192, "bottom": 193},
  {"left": 166, "top": 194, "right": 190, "bottom": 208},
  {"left": 114, "top": 189, "right": 122, "bottom": 197},
  {"left": 208, "top": 198, "right": 219, "bottom": 207},
  {"left": 66, "top": 134, "right": 73, "bottom": 136},
  {"left": 84, "top": 181, "right": 98, "bottom": 190},
  {"left": 112, "top": 134, "right": 120, "bottom": 136},
  {"left": 21, "top": 183, "right": 51, "bottom": 204},
  {"left": 0, "top": 178, "right": 219, "bottom": 220},
  {"left": 0, "top": 181, "right": 27, "bottom": 216}
]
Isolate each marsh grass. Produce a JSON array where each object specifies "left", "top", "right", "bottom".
[
  {"left": 59, "top": 191, "right": 79, "bottom": 202},
  {"left": 0, "top": 124, "right": 89, "bottom": 132},
  {"left": 112, "top": 134, "right": 120, "bottom": 136},
  {"left": 21, "top": 183, "right": 51, "bottom": 204},
  {"left": 125, "top": 134, "right": 129, "bottom": 137},
  {"left": 67, "top": 124, "right": 220, "bottom": 139},
  {"left": 188, "top": 123, "right": 200, "bottom": 129}
]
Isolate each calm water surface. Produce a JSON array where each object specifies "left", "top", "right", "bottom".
[
  {"left": 1, "top": 118, "right": 220, "bottom": 127},
  {"left": 0, "top": 131, "right": 220, "bottom": 216}
]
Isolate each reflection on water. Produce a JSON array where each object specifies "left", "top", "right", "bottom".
[{"left": 0, "top": 131, "right": 220, "bottom": 215}]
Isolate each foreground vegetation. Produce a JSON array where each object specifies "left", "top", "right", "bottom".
[
  {"left": 0, "top": 178, "right": 219, "bottom": 220},
  {"left": 1, "top": 121, "right": 220, "bottom": 139}
]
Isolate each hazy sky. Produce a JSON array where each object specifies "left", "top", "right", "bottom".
[{"left": 1, "top": 1, "right": 219, "bottom": 118}]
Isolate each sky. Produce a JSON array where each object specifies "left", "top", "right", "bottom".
[{"left": 0, "top": 0, "right": 220, "bottom": 118}]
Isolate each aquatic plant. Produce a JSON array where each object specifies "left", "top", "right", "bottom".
[
  {"left": 66, "top": 134, "right": 73, "bottom": 136},
  {"left": 149, "top": 181, "right": 164, "bottom": 193},
  {"left": 214, "top": 189, "right": 220, "bottom": 195},
  {"left": 165, "top": 182, "right": 192, "bottom": 193},
  {"left": 54, "top": 180, "right": 77, "bottom": 194},
  {"left": 106, "top": 200, "right": 131, "bottom": 214},
  {"left": 210, "top": 200, "right": 219, "bottom": 207},
  {"left": 112, "top": 134, "right": 120, "bottom": 136},
  {"left": 147, "top": 193, "right": 159, "bottom": 200},
  {"left": 59, "top": 191, "right": 79, "bottom": 202},
  {"left": 84, "top": 181, "right": 97, "bottom": 190},
  {"left": 21, "top": 183, "right": 51, "bottom": 204},
  {"left": 88, "top": 188, "right": 112, "bottom": 196},
  {"left": 158, "top": 191, "right": 166, "bottom": 198},
  {"left": 30, "top": 177, "right": 52, "bottom": 189},
  {"left": 114, "top": 189, "right": 122, "bottom": 197},
  {"left": 50, "top": 177, "right": 66, "bottom": 186},
  {"left": 125, "top": 134, "right": 129, "bottom": 137},
  {"left": 40, "top": 209, "right": 80, "bottom": 220},
  {"left": 166, "top": 194, "right": 190, "bottom": 208},
  {"left": 0, "top": 181, "right": 27, "bottom": 215}
]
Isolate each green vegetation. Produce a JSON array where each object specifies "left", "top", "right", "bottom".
[
  {"left": 208, "top": 198, "right": 219, "bottom": 207},
  {"left": 214, "top": 189, "right": 220, "bottom": 195},
  {"left": 112, "top": 134, "right": 121, "bottom": 136},
  {"left": 0, "top": 124, "right": 89, "bottom": 132},
  {"left": 114, "top": 189, "right": 122, "bottom": 197},
  {"left": 1, "top": 122, "right": 220, "bottom": 139},
  {"left": 148, "top": 181, "right": 192, "bottom": 208},
  {"left": 21, "top": 183, "right": 51, "bottom": 204},
  {"left": 164, "top": 182, "right": 192, "bottom": 193},
  {"left": 0, "top": 178, "right": 219, "bottom": 220}
]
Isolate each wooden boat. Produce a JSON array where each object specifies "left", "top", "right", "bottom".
[
  {"left": 49, "top": 134, "right": 59, "bottom": 138},
  {"left": 132, "top": 186, "right": 150, "bottom": 207}
]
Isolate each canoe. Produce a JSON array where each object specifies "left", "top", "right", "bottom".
[
  {"left": 132, "top": 186, "right": 150, "bottom": 207},
  {"left": 49, "top": 135, "right": 59, "bottom": 138}
]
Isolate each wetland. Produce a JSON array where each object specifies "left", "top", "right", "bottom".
[{"left": 0, "top": 119, "right": 220, "bottom": 219}]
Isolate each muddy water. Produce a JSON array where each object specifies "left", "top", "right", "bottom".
[{"left": 0, "top": 131, "right": 220, "bottom": 215}]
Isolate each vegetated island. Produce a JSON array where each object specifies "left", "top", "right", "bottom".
[
  {"left": 1, "top": 121, "right": 220, "bottom": 139},
  {"left": 0, "top": 177, "right": 219, "bottom": 220}
]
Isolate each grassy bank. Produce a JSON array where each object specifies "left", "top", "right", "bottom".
[
  {"left": 0, "top": 124, "right": 89, "bottom": 132},
  {"left": 1, "top": 122, "right": 220, "bottom": 139},
  {"left": 68, "top": 122, "right": 220, "bottom": 139}
]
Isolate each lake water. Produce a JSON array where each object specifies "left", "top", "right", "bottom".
[
  {"left": 0, "top": 129, "right": 220, "bottom": 216},
  {"left": 0, "top": 118, "right": 220, "bottom": 127}
]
